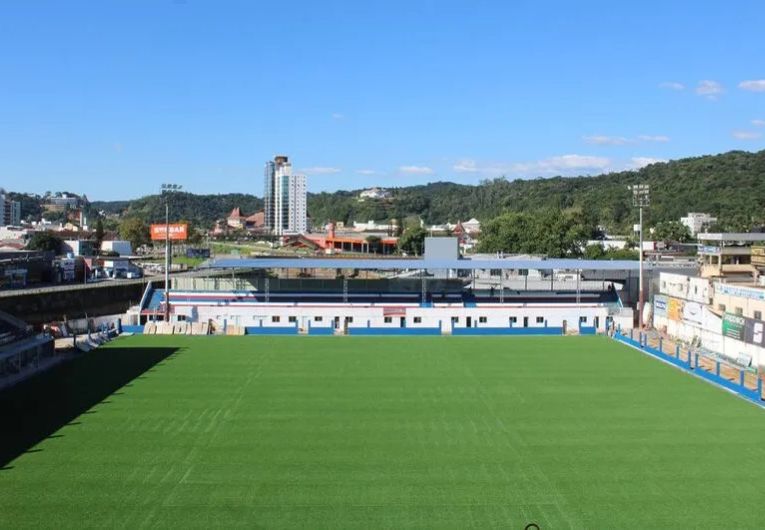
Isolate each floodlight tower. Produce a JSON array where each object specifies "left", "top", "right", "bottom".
[
  {"left": 161, "top": 183, "right": 182, "bottom": 322},
  {"left": 629, "top": 184, "right": 650, "bottom": 329}
]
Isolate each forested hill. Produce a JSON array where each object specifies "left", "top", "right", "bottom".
[
  {"left": 84, "top": 149, "right": 765, "bottom": 231},
  {"left": 308, "top": 150, "right": 765, "bottom": 232}
]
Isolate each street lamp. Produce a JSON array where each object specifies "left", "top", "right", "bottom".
[
  {"left": 161, "top": 183, "right": 182, "bottom": 322},
  {"left": 629, "top": 184, "right": 650, "bottom": 330}
]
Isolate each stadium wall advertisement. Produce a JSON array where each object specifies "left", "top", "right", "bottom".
[
  {"left": 654, "top": 295, "right": 668, "bottom": 317},
  {"left": 667, "top": 298, "right": 683, "bottom": 322},
  {"left": 723, "top": 312, "right": 765, "bottom": 347}
]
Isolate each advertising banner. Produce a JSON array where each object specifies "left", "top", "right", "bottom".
[
  {"left": 667, "top": 297, "right": 684, "bottom": 321},
  {"left": 150, "top": 224, "right": 188, "bottom": 241},
  {"left": 744, "top": 318, "right": 765, "bottom": 347},
  {"left": 682, "top": 301, "right": 703, "bottom": 325},
  {"left": 653, "top": 294, "right": 668, "bottom": 318},
  {"left": 722, "top": 313, "right": 746, "bottom": 341}
]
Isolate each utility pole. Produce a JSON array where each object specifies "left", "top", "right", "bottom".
[
  {"left": 629, "top": 184, "right": 650, "bottom": 329},
  {"left": 161, "top": 183, "right": 182, "bottom": 322}
]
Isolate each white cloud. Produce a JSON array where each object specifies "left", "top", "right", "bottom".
[
  {"left": 583, "top": 135, "right": 630, "bottom": 146},
  {"left": 537, "top": 154, "right": 611, "bottom": 171},
  {"left": 752, "top": 119, "right": 765, "bottom": 127},
  {"left": 637, "top": 135, "right": 670, "bottom": 142},
  {"left": 356, "top": 169, "right": 379, "bottom": 175},
  {"left": 453, "top": 159, "right": 481, "bottom": 173},
  {"left": 509, "top": 155, "right": 611, "bottom": 175},
  {"left": 399, "top": 165, "right": 434, "bottom": 175},
  {"left": 732, "top": 130, "right": 762, "bottom": 140},
  {"left": 331, "top": 112, "right": 345, "bottom": 120},
  {"left": 696, "top": 80, "right": 724, "bottom": 99},
  {"left": 629, "top": 157, "right": 666, "bottom": 169},
  {"left": 739, "top": 80, "right": 765, "bottom": 92},
  {"left": 300, "top": 166, "right": 342, "bottom": 174},
  {"left": 659, "top": 81, "right": 685, "bottom": 91}
]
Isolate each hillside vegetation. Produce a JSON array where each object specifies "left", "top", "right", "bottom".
[{"left": 32, "top": 149, "right": 765, "bottom": 233}]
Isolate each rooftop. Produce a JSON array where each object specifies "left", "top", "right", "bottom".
[
  {"left": 697, "top": 233, "right": 765, "bottom": 242},
  {"left": 205, "top": 257, "right": 643, "bottom": 271}
]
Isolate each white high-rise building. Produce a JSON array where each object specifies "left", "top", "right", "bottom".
[
  {"left": 0, "top": 189, "right": 21, "bottom": 226},
  {"left": 264, "top": 155, "right": 307, "bottom": 235}
]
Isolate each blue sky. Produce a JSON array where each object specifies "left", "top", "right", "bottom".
[{"left": 2, "top": 0, "right": 765, "bottom": 200}]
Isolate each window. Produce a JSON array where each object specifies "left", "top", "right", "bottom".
[
  {"left": 384, "top": 316, "right": 392, "bottom": 323},
  {"left": 479, "top": 316, "right": 487, "bottom": 323},
  {"left": 451, "top": 316, "right": 459, "bottom": 323},
  {"left": 536, "top": 316, "right": 544, "bottom": 324},
  {"left": 314, "top": 316, "right": 323, "bottom": 322},
  {"left": 755, "top": 311, "right": 762, "bottom": 321},
  {"left": 694, "top": 286, "right": 698, "bottom": 294},
  {"left": 176, "top": 315, "right": 187, "bottom": 322},
  {"left": 718, "top": 304, "right": 726, "bottom": 312},
  {"left": 272, "top": 316, "right": 280, "bottom": 323},
  {"left": 413, "top": 316, "right": 422, "bottom": 323},
  {"left": 510, "top": 316, "right": 517, "bottom": 323},
  {"left": 662, "top": 281, "right": 666, "bottom": 290},
  {"left": 288, "top": 316, "right": 297, "bottom": 323},
  {"left": 345, "top": 316, "right": 353, "bottom": 323},
  {"left": 579, "top": 316, "right": 587, "bottom": 324},
  {"left": 735, "top": 307, "right": 743, "bottom": 316}
]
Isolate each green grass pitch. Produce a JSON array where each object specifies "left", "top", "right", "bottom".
[{"left": 2, "top": 335, "right": 765, "bottom": 528}]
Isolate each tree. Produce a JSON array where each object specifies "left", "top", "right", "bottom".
[
  {"left": 477, "top": 209, "right": 593, "bottom": 257},
  {"left": 365, "top": 235, "right": 382, "bottom": 254},
  {"left": 398, "top": 227, "right": 427, "bottom": 255},
  {"left": 119, "top": 217, "right": 149, "bottom": 251},
  {"left": 26, "top": 232, "right": 63, "bottom": 253},
  {"left": 93, "top": 217, "right": 105, "bottom": 250},
  {"left": 652, "top": 220, "right": 691, "bottom": 244}
]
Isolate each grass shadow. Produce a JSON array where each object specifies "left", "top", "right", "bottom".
[{"left": 0, "top": 346, "right": 178, "bottom": 468}]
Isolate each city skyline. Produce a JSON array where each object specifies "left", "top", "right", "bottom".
[{"left": 1, "top": 1, "right": 765, "bottom": 200}]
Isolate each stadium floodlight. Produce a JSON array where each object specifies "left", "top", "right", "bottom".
[
  {"left": 628, "top": 184, "right": 650, "bottom": 330},
  {"left": 160, "top": 183, "right": 183, "bottom": 322}
]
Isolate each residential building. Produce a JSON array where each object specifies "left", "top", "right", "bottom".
[
  {"left": 263, "top": 155, "right": 307, "bottom": 235},
  {"left": 697, "top": 232, "right": 765, "bottom": 281},
  {"left": 462, "top": 218, "right": 481, "bottom": 234},
  {"left": 680, "top": 212, "right": 717, "bottom": 236},
  {"left": 358, "top": 188, "right": 390, "bottom": 200},
  {"left": 0, "top": 191, "right": 21, "bottom": 226}
]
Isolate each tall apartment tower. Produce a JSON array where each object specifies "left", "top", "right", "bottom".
[
  {"left": 263, "top": 155, "right": 307, "bottom": 235},
  {"left": 0, "top": 190, "right": 21, "bottom": 226}
]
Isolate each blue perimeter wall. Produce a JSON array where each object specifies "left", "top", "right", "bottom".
[
  {"left": 613, "top": 332, "right": 763, "bottom": 406},
  {"left": 307, "top": 327, "right": 335, "bottom": 336},
  {"left": 245, "top": 327, "right": 298, "bottom": 335},
  {"left": 348, "top": 327, "right": 442, "bottom": 336}
]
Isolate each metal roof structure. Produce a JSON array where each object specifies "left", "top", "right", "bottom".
[
  {"left": 205, "top": 257, "right": 642, "bottom": 271},
  {"left": 697, "top": 233, "right": 765, "bottom": 242}
]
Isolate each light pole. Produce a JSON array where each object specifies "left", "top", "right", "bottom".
[
  {"left": 629, "top": 184, "right": 650, "bottom": 329},
  {"left": 161, "top": 183, "right": 182, "bottom": 322}
]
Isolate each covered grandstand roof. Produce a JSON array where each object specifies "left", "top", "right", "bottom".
[{"left": 205, "top": 257, "right": 643, "bottom": 271}]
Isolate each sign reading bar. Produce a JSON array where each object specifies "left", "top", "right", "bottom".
[{"left": 150, "top": 223, "right": 188, "bottom": 241}]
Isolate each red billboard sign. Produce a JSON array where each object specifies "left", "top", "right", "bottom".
[{"left": 150, "top": 223, "right": 188, "bottom": 241}]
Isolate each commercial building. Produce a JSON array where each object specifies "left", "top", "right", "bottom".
[
  {"left": 263, "top": 155, "right": 307, "bottom": 235},
  {"left": 101, "top": 240, "right": 133, "bottom": 256},
  {"left": 680, "top": 212, "right": 717, "bottom": 236}
]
